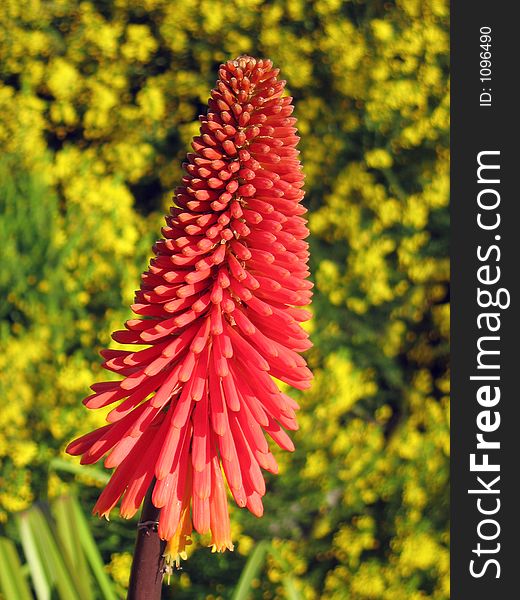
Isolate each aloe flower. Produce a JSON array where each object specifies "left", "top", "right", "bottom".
[{"left": 67, "top": 55, "right": 312, "bottom": 564}]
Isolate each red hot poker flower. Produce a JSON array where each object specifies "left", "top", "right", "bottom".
[{"left": 66, "top": 55, "right": 313, "bottom": 562}]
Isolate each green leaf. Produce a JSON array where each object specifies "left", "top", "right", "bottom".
[
  {"left": 231, "top": 541, "right": 270, "bottom": 600},
  {"left": 52, "top": 496, "right": 93, "bottom": 598},
  {"left": 22, "top": 506, "right": 81, "bottom": 600},
  {"left": 49, "top": 457, "right": 111, "bottom": 485},
  {"left": 0, "top": 537, "right": 33, "bottom": 600},
  {"left": 69, "top": 496, "right": 118, "bottom": 600},
  {"left": 17, "top": 512, "right": 51, "bottom": 600},
  {"left": 16, "top": 498, "right": 117, "bottom": 600}
]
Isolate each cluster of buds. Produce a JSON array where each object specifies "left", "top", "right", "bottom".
[{"left": 67, "top": 55, "right": 312, "bottom": 564}]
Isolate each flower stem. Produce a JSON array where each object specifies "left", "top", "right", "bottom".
[{"left": 127, "top": 483, "right": 166, "bottom": 600}]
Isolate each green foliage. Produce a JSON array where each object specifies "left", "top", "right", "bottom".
[
  {"left": 231, "top": 541, "right": 271, "bottom": 600},
  {"left": 231, "top": 541, "right": 303, "bottom": 600},
  {"left": 0, "top": 0, "right": 449, "bottom": 598},
  {"left": 0, "top": 496, "right": 118, "bottom": 600},
  {"left": 0, "top": 537, "right": 32, "bottom": 600}
]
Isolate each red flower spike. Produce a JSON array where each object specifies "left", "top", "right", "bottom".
[{"left": 66, "top": 55, "right": 313, "bottom": 564}]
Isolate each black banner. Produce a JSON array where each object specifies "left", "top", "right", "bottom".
[{"left": 451, "top": 1, "right": 520, "bottom": 596}]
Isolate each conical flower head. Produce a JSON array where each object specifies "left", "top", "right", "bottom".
[{"left": 67, "top": 55, "right": 312, "bottom": 557}]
